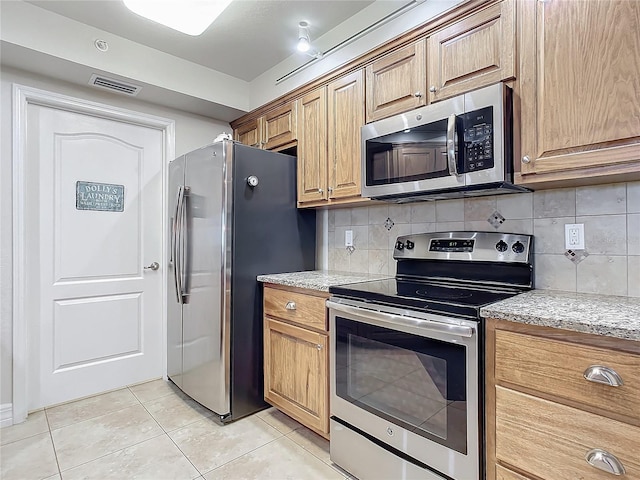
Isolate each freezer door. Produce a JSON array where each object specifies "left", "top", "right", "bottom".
[
  {"left": 181, "top": 143, "right": 230, "bottom": 415},
  {"left": 167, "top": 156, "right": 185, "bottom": 388}
]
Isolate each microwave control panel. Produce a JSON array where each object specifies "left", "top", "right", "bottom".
[{"left": 461, "top": 106, "right": 494, "bottom": 173}]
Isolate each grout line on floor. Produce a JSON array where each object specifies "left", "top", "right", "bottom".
[
  {"left": 197, "top": 418, "right": 290, "bottom": 478},
  {"left": 47, "top": 401, "right": 148, "bottom": 434},
  {"left": 43, "top": 408, "right": 63, "bottom": 479},
  {"left": 164, "top": 426, "right": 206, "bottom": 476},
  {"left": 55, "top": 432, "right": 167, "bottom": 474}
]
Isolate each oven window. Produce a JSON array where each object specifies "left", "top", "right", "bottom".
[
  {"left": 335, "top": 316, "right": 467, "bottom": 454},
  {"left": 365, "top": 118, "right": 450, "bottom": 186}
]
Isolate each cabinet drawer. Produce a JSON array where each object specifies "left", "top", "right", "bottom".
[
  {"left": 264, "top": 286, "right": 328, "bottom": 331},
  {"left": 495, "top": 465, "right": 531, "bottom": 480},
  {"left": 496, "top": 387, "right": 640, "bottom": 479},
  {"left": 495, "top": 329, "right": 640, "bottom": 422}
]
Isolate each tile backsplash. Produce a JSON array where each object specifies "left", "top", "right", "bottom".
[{"left": 324, "top": 181, "right": 640, "bottom": 297}]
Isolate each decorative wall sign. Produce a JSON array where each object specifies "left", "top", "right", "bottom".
[{"left": 76, "top": 181, "right": 125, "bottom": 212}]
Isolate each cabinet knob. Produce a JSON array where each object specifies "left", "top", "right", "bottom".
[
  {"left": 316, "top": 344, "right": 323, "bottom": 350},
  {"left": 285, "top": 301, "right": 296, "bottom": 310},
  {"left": 328, "top": 187, "right": 333, "bottom": 193},
  {"left": 318, "top": 188, "right": 323, "bottom": 194},
  {"left": 583, "top": 365, "right": 624, "bottom": 387},
  {"left": 585, "top": 449, "right": 626, "bottom": 476},
  {"left": 429, "top": 86, "right": 437, "bottom": 93},
  {"left": 521, "top": 155, "right": 531, "bottom": 164},
  {"left": 414, "top": 91, "right": 423, "bottom": 98}
]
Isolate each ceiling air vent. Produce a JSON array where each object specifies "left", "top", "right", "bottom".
[{"left": 89, "top": 74, "right": 142, "bottom": 96}]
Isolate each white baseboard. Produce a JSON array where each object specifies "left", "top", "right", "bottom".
[{"left": 0, "top": 403, "right": 13, "bottom": 428}]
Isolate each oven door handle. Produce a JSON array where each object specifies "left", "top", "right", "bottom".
[{"left": 326, "top": 301, "right": 474, "bottom": 338}]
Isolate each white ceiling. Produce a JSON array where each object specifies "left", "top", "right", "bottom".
[
  {"left": 3, "top": 0, "right": 461, "bottom": 120},
  {"left": 25, "top": 0, "right": 378, "bottom": 82}
]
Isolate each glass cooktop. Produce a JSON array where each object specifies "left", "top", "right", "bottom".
[{"left": 329, "top": 278, "right": 519, "bottom": 320}]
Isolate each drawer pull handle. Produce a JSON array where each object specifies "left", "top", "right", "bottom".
[
  {"left": 583, "top": 365, "right": 624, "bottom": 387},
  {"left": 285, "top": 301, "right": 296, "bottom": 310},
  {"left": 585, "top": 448, "right": 625, "bottom": 476}
]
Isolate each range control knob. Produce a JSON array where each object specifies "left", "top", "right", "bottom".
[
  {"left": 405, "top": 240, "right": 415, "bottom": 250},
  {"left": 395, "top": 240, "right": 405, "bottom": 250},
  {"left": 512, "top": 241, "right": 525, "bottom": 254},
  {"left": 495, "top": 240, "right": 508, "bottom": 252}
]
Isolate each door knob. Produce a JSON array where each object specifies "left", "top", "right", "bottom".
[{"left": 144, "top": 262, "right": 160, "bottom": 271}]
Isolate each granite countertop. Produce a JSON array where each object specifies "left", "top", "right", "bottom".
[
  {"left": 481, "top": 290, "right": 640, "bottom": 342},
  {"left": 257, "top": 270, "right": 391, "bottom": 292}
]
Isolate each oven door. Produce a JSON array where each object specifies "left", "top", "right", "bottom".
[{"left": 327, "top": 299, "right": 480, "bottom": 480}]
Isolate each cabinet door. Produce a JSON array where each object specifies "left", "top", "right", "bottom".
[
  {"left": 264, "top": 317, "right": 329, "bottom": 435},
  {"left": 518, "top": 0, "right": 640, "bottom": 186},
  {"left": 263, "top": 102, "right": 297, "bottom": 150},
  {"left": 365, "top": 39, "right": 426, "bottom": 123},
  {"left": 234, "top": 118, "right": 263, "bottom": 148},
  {"left": 427, "top": 1, "right": 515, "bottom": 102},
  {"left": 297, "top": 87, "right": 328, "bottom": 203},
  {"left": 328, "top": 70, "right": 364, "bottom": 200}
]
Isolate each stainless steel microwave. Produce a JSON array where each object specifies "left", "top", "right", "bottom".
[{"left": 361, "top": 83, "right": 528, "bottom": 202}]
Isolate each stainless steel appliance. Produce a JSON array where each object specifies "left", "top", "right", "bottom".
[
  {"left": 361, "top": 83, "right": 528, "bottom": 202},
  {"left": 327, "top": 231, "right": 533, "bottom": 479},
  {"left": 168, "top": 140, "right": 316, "bottom": 422}
]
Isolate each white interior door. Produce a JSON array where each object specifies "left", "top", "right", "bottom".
[{"left": 26, "top": 103, "right": 164, "bottom": 410}]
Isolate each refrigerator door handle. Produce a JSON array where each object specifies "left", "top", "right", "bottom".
[
  {"left": 180, "top": 187, "right": 191, "bottom": 302},
  {"left": 174, "top": 186, "right": 185, "bottom": 304}
]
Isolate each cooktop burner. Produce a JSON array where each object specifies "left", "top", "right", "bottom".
[
  {"left": 413, "top": 288, "right": 474, "bottom": 300},
  {"left": 329, "top": 278, "right": 519, "bottom": 320},
  {"left": 329, "top": 231, "right": 533, "bottom": 320}
]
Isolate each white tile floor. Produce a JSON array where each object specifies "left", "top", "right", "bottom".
[{"left": 0, "top": 379, "right": 351, "bottom": 480}]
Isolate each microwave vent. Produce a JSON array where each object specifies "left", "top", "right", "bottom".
[{"left": 89, "top": 74, "right": 142, "bottom": 96}]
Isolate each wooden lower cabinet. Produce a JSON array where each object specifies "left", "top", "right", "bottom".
[
  {"left": 263, "top": 285, "right": 330, "bottom": 438},
  {"left": 486, "top": 319, "right": 640, "bottom": 480}
]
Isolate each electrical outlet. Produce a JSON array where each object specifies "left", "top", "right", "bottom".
[
  {"left": 564, "top": 223, "right": 585, "bottom": 250},
  {"left": 345, "top": 230, "right": 353, "bottom": 247}
]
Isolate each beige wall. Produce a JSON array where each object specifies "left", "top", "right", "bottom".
[
  {"left": 0, "top": 66, "right": 231, "bottom": 407},
  {"left": 326, "top": 182, "right": 640, "bottom": 297}
]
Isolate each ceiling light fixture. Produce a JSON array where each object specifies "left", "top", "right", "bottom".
[
  {"left": 122, "top": 0, "right": 232, "bottom": 36},
  {"left": 296, "top": 21, "right": 323, "bottom": 59}
]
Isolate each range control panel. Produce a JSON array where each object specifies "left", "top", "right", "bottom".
[{"left": 394, "top": 231, "right": 532, "bottom": 264}]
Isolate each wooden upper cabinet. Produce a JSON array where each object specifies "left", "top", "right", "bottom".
[
  {"left": 328, "top": 70, "right": 364, "bottom": 200},
  {"left": 427, "top": 0, "right": 515, "bottom": 102},
  {"left": 233, "top": 117, "right": 262, "bottom": 148},
  {"left": 365, "top": 39, "right": 426, "bottom": 123},
  {"left": 517, "top": 0, "right": 640, "bottom": 187},
  {"left": 297, "top": 87, "right": 328, "bottom": 203},
  {"left": 262, "top": 101, "right": 297, "bottom": 150}
]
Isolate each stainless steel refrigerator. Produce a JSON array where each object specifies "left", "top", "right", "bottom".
[{"left": 167, "top": 140, "right": 316, "bottom": 422}]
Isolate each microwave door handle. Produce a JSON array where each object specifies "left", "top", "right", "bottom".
[{"left": 447, "top": 114, "right": 459, "bottom": 176}]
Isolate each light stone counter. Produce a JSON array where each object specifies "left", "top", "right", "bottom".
[
  {"left": 481, "top": 290, "right": 640, "bottom": 342},
  {"left": 257, "top": 270, "right": 390, "bottom": 292}
]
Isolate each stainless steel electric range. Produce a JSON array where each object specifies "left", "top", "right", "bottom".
[{"left": 327, "top": 231, "right": 533, "bottom": 480}]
